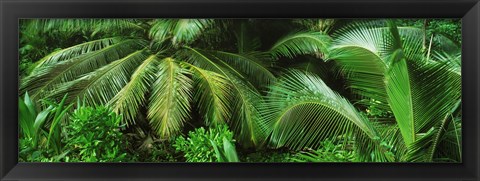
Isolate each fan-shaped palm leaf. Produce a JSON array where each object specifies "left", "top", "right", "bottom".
[
  {"left": 147, "top": 58, "right": 193, "bottom": 138},
  {"left": 386, "top": 33, "right": 461, "bottom": 150},
  {"left": 328, "top": 47, "right": 389, "bottom": 110},
  {"left": 398, "top": 61, "right": 461, "bottom": 161},
  {"left": 329, "top": 21, "right": 392, "bottom": 110},
  {"left": 259, "top": 70, "right": 388, "bottom": 161},
  {"left": 329, "top": 22, "right": 429, "bottom": 112}
]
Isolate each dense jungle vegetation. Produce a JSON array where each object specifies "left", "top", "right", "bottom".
[{"left": 18, "top": 19, "right": 462, "bottom": 162}]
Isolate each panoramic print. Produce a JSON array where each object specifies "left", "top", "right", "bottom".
[{"left": 18, "top": 19, "right": 462, "bottom": 162}]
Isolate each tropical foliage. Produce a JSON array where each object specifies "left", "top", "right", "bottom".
[{"left": 19, "top": 18, "right": 461, "bottom": 162}]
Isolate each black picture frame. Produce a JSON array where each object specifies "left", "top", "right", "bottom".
[{"left": 1, "top": 0, "right": 479, "bottom": 180}]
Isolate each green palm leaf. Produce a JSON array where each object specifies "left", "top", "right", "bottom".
[
  {"left": 25, "top": 19, "right": 143, "bottom": 34},
  {"left": 397, "top": 27, "right": 426, "bottom": 61},
  {"left": 409, "top": 61, "right": 461, "bottom": 133},
  {"left": 227, "top": 77, "right": 265, "bottom": 147},
  {"left": 177, "top": 47, "right": 258, "bottom": 91},
  {"left": 109, "top": 55, "right": 160, "bottom": 126},
  {"left": 20, "top": 39, "right": 147, "bottom": 100},
  {"left": 178, "top": 48, "right": 265, "bottom": 147},
  {"left": 329, "top": 22, "right": 430, "bottom": 113},
  {"left": 376, "top": 21, "right": 463, "bottom": 162},
  {"left": 328, "top": 47, "right": 389, "bottom": 110},
  {"left": 432, "top": 51, "right": 461, "bottom": 74},
  {"left": 147, "top": 58, "right": 193, "bottom": 138},
  {"left": 33, "top": 37, "right": 124, "bottom": 68},
  {"left": 434, "top": 117, "right": 461, "bottom": 162},
  {"left": 385, "top": 25, "right": 461, "bottom": 152},
  {"left": 269, "top": 31, "right": 331, "bottom": 59},
  {"left": 211, "top": 51, "right": 276, "bottom": 88},
  {"left": 49, "top": 50, "right": 149, "bottom": 105},
  {"left": 259, "top": 70, "right": 387, "bottom": 161},
  {"left": 182, "top": 63, "right": 233, "bottom": 126},
  {"left": 385, "top": 51, "right": 415, "bottom": 145},
  {"left": 149, "top": 19, "right": 215, "bottom": 46},
  {"left": 405, "top": 100, "right": 461, "bottom": 162},
  {"left": 329, "top": 21, "right": 396, "bottom": 111},
  {"left": 400, "top": 61, "right": 461, "bottom": 161}
]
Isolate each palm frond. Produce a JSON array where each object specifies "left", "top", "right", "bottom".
[
  {"left": 404, "top": 100, "right": 461, "bottom": 162},
  {"left": 269, "top": 31, "right": 331, "bottom": 59},
  {"left": 329, "top": 22, "right": 433, "bottom": 114},
  {"left": 211, "top": 51, "right": 276, "bottom": 88},
  {"left": 328, "top": 47, "right": 389, "bottom": 110},
  {"left": 109, "top": 55, "right": 160, "bottom": 126},
  {"left": 434, "top": 116, "right": 461, "bottom": 162},
  {"left": 258, "top": 70, "right": 388, "bottom": 161},
  {"left": 432, "top": 51, "right": 461, "bottom": 74},
  {"left": 376, "top": 123, "right": 407, "bottom": 161},
  {"left": 386, "top": 54, "right": 462, "bottom": 148},
  {"left": 177, "top": 47, "right": 262, "bottom": 93},
  {"left": 182, "top": 63, "right": 233, "bottom": 126},
  {"left": 385, "top": 48, "right": 416, "bottom": 146},
  {"left": 176, "top": 47, "right": 226, "bottom": 73},
  {"left": 20, "top": 39, "right": 147, "bottom": 99},
  {"left": 397, "top": 27, "right": 426, "bottom": 61},
  {"left": 149, "top": 19, "right": 175, "bottom": 43},
  {"left": 329, "top": 21, "right": 392, "bottom": 110},
  {"left": 34, "top": 37, "right": 124, "bottom": 68},
  {"left": 227, "top": 77, "right": 265, "bottom": 148},
  {"left": 49, "top": 50, "right": 149, "bottom": 105},
  {"left": 332, "top": 21, "right": 392, "bottom": 61},
  {"left": 409, "top": 61, "right": 462, "bottom": 134},
  {"left": 178, "top": 48, "right": 267, "bottom": 147},
  {"left": 147, "top": 58, "right": 193, "bottom": 138},
  {"left": 149, "top": 19, "right": 215, "bottom": 46}
]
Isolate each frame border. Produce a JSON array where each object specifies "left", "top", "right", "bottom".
[{"left": 1, "top": 0, "right": 479, "bottom": 180}]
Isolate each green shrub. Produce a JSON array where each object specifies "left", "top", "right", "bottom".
[
  {"left": 124, "top": 131, "right": 179, "bottom": 162},
  {"left": 63, "top": 105, "right": 127, "bottom": 162},
  {"left": 173, "top": 125, "right": 235, "bottom": 162},
  {"left": 18, "top": 93, "right": 73, "bottom": 162}
]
